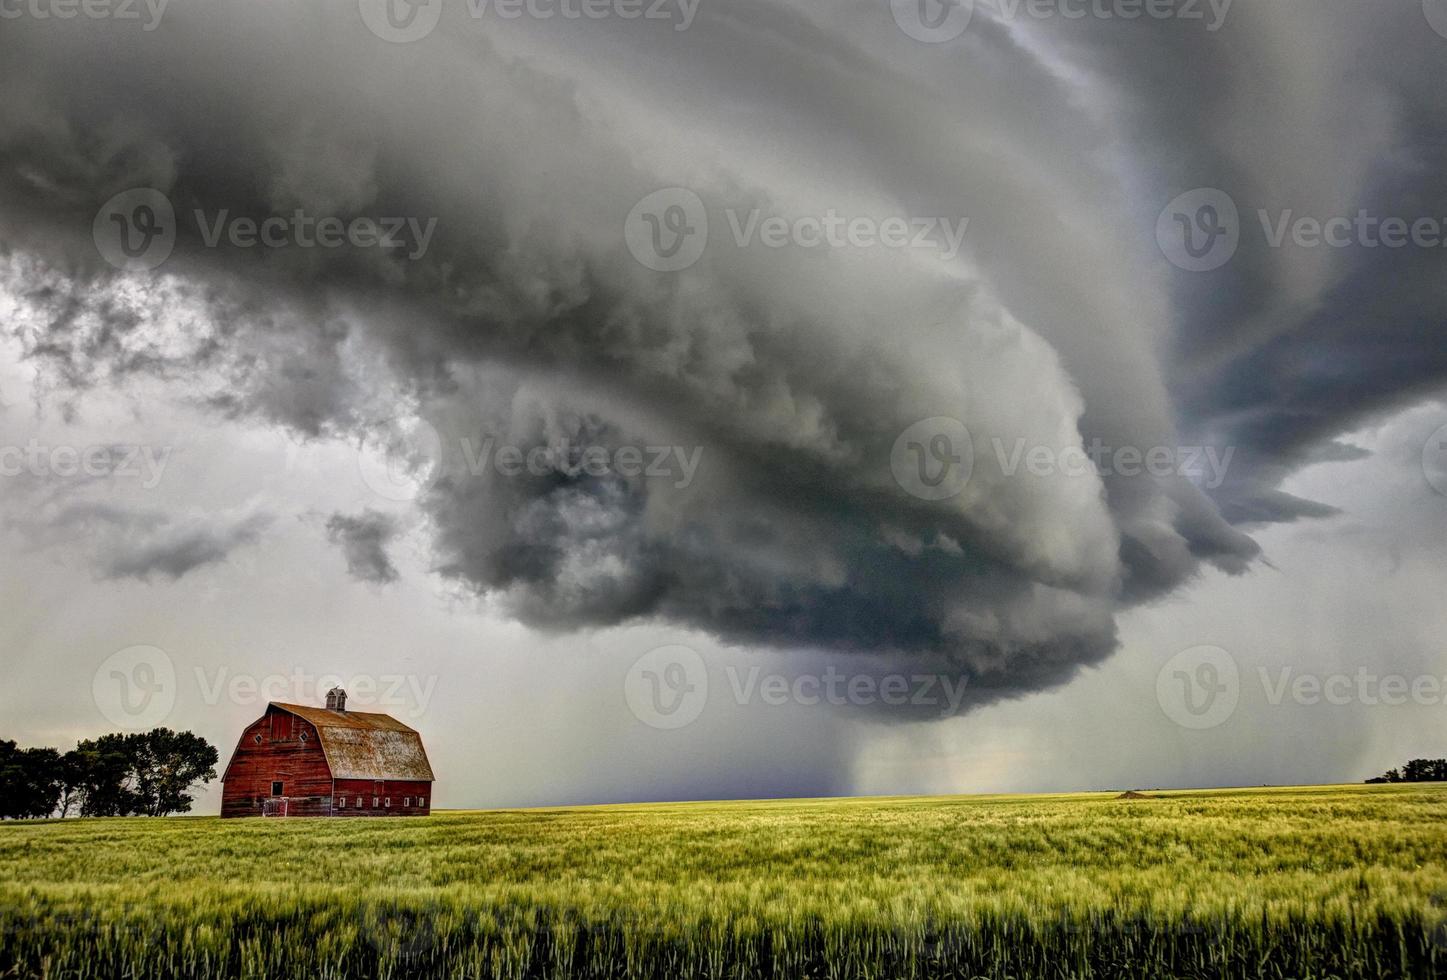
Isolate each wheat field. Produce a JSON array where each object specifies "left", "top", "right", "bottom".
[{"left": 0, "top": 784, "right": 1444, "bottom": 979}]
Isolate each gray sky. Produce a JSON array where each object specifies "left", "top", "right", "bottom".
[{"left": 1, "top": 0, "right": 1445, "bottom": 809}]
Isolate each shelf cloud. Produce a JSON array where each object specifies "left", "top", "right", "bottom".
[{"left": 1, "top": 0, "right": 1444, "bottom": 716}]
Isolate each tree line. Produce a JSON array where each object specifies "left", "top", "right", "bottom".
[
  {"left": 1365, "top": 758, "right": 1447, "bottom": 784},
  {"left": 0, "top": 729, "right": 218, "bottom": 819}
]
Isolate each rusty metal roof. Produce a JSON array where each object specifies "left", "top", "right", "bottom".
[{"left": 271, "top": 702, "right": 435, "bottom": 782}]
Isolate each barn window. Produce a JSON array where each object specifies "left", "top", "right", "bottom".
[
  {"left": 271, "top": 781, "right": 283, "bottom": 796},
  {"left": 404, "top": 797, "right": 411, "bottom": 807},
  {"left": 419, "top": 797, "right": 426, "bottom": 808},
  {"left": 356, "top": 796, "right": 363, "bottom": 808},
  {"left": 384, "top": 797, "right": 391, "bottom": 808},
  {"left": 373, "top": 796, "right": 379, "bottom": 808}
]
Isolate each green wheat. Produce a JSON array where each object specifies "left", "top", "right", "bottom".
[{"left": 0, "top": 783, "right": 1443, "bottom": 979}]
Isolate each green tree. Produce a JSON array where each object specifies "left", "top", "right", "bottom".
[
  {"left": 125, "top": 729, "right": 219, "bottom": 817},
  {"left": 0, "top": 741, "right": 62, "bottom": 819},
  {"left": 55, "top": 749, "right": 86, "bottom": 818},
  {"left": 3, "top": 729, "right": 218, "bottom": 817},
  {"left": 72, "top": 734, "right": 140, "bottom": 817},
  {"left": 1400, "top": 758, "right": 1447, "bottom": 783},
  {"left": 1366, "top": 760, "right": 1446, "bottom": 785}
]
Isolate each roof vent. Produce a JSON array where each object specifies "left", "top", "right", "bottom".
[{"left": 325, "top": 687, "right": 347, "bottom": 713}]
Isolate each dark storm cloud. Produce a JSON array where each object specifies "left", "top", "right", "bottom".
[
  {"left": 0, "top": 0, "right": 1442, "bottom": 710},
  {"left": 325, "top": 510, "right": 400, "bottom": 585},
  {"left": 1031, "top": 3, "right": 1447, "bottom": 524}
]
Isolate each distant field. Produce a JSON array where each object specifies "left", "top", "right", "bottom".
[{"left": 1, "top": 784, "right": 1444, "bottom": 979}]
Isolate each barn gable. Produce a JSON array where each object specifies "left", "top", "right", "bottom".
[{"left": 271, "top": 702, "right": 435, "bottom": 782}]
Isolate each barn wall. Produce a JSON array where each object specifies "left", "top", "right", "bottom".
[
  {"left": 220, "top": 707, "right": 334, "bottom": 818},
  {"left": 331, "top": 779, "right": 433, "bottom": 817}
]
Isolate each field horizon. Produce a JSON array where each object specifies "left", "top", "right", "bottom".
[
  {"left": 416, "top": 780, "right": 1432, "bottom": 814},
  {"left": 3, "top": 782, "right": 1443, "bottom": 979}
]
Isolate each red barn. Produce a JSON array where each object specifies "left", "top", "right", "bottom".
[{"left": 220, "top": 688, "right": 435, "bottom": 818}]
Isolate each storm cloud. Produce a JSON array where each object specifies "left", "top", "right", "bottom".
[
  {"left": 326, "top": 510, "right": 401, "bottom": 585},
  {"left": 26, "top": 502, "right": 273, "bottom": 582},
  {"left": 1, "top": 0, "right": 1445, "bottom": 714}
]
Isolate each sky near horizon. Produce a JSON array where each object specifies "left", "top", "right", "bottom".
[{"left": 1, "top": 0, "right": 1446, "bottom": 810}]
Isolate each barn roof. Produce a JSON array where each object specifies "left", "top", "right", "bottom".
[{"left": 271, "top": 702, "right": 435, "bottom": 782}]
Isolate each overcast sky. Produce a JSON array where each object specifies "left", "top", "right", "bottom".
[{"left": 1, "top": 0, "right": 1446, "bottom": 810}]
